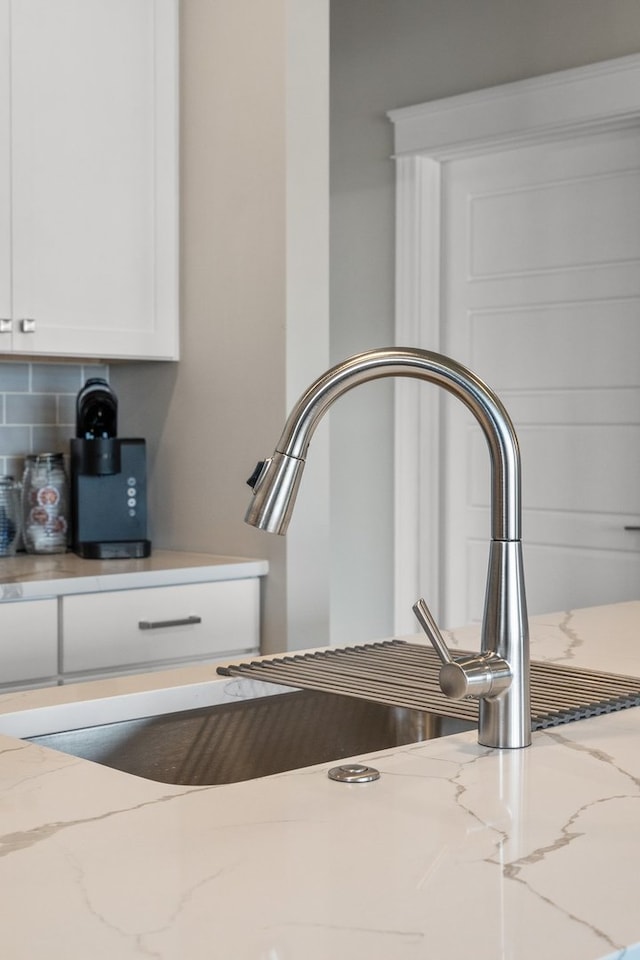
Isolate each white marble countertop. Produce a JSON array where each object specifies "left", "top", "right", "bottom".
[
  {"left": 1, "top": 601, "right": 639, "bottom": 959},
  {"left": 0, "top": 549, "right": 268, "bottom": 600}
]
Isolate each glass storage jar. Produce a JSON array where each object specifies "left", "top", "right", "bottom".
[
  {"left": 0, "top": 476, "right": 21, "bottom": 557},
  {"left": 22, "top": 453, "right": 69, "bottom": 554}
]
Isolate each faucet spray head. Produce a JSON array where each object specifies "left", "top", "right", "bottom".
[{"left": 244, "top": 452, "right": 306, "bottom": 534}]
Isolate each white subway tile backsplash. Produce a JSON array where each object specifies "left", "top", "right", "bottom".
[
  {"left": 32, "top": 363, "right": 100, "bottom": 394},
  {"left": 0, "top": 426, "right": 32, "bottom": 457},
  {"left": 57, "top": 395, "right": 76, "bottom": 425},
  {"left": 0, "top": 361, "right": 109, "bottom": 477},
  {"left": 0, "top": 363, "right": 29, "bottom": 392},
  {"left": 6, "top": 394, "right": 58, "bottom": 425},
  {"left": 32, "top": 426, "right": 75, "bottom": 455}
]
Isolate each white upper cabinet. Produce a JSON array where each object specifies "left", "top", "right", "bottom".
[
  {"left": 0, "top": 3, "right": 10, "bottom": 332},
  {"left": 0, "top": 0, "right": 179, "bottom": 360}
]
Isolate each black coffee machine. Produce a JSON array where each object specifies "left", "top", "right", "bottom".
[{"left": 70, "top": 378, "right": 151, "bottom": 559}]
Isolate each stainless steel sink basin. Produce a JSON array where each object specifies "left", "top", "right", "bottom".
[
  {"left": 8, "top": 645, "right": 638, "bottom": 786},
  {"left": 21, "top": 686, "right": 474, "bottom": 785}
]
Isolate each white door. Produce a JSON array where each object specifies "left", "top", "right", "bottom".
[{"left": 440, "top": 126, "right": 640, "bottom": 626}]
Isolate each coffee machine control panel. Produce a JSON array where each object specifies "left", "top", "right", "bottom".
[{"left": 127, "top": 477, "right": 138, "bottom": 515}]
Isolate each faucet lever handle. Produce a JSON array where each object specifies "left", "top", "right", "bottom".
[
  {"left": 412, "top": 598, "right": 453, "bottom": 666},
  {"left": 412, "top": 597, "right": 512, "bottom": 701}
]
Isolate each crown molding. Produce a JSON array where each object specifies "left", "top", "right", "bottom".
[{"left": 388, "top": 53, "right": 640, "bottom": 159}]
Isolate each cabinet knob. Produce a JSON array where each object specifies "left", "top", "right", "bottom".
[
  {"left": 20, "top": 318, "right": 36, "bottom": 333},
  {"left": 0, "top": 318, "right": 11, "bottom": 333}
]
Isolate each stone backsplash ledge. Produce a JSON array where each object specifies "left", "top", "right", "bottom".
[{"left": 0, "top": 361, "right": 109, "bottom": 480}]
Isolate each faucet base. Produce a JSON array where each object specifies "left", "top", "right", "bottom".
[{"left": 479, "top": 539, "right": 531, "bottom": 749}]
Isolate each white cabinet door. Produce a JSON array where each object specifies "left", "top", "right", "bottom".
[
  {"left": 5, "top": 0, "right": 178, "bottom": 360},
  {"left": 0, "top": 597, "right": 58, "bottom": 684},
  {"left": 0, "top": 1, "right": 10, "bottom": 337}
]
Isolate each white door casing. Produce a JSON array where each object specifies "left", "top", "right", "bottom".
[{"left": 389, "top": 54, "right": 640, "bottom": 633}]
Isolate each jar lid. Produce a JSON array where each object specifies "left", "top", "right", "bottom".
[{"left": 26, "top": 452, "right": 64, "bottom": 461}]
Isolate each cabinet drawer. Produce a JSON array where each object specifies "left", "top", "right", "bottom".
[
  {"left": 62, "top": 579, "right": 259, "bottom": 674},
  {"left": 0, "top": 598, "right": 58, "bottom": 683}
]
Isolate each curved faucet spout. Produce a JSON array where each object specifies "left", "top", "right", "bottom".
[
  {"left": 245, "top": 347, "right": 531, "bottom": 749},
  {"left": 246, "top": 348, "right": 521, "bottom": 540}
]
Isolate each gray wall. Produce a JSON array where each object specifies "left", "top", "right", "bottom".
[
  {"left": 329, "top": 0, "right": 640, "bottom": 645},
  {"left": 114, "top": 0, "right": 289, "bottom": 652},
  {"left": 112, "top": 0, "right": 330, "bottom": 655}
]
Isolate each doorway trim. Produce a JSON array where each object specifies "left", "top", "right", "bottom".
[{"left": 388, "top": 53, "right": 640, "bottom": 633}]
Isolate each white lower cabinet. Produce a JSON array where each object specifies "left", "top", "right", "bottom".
[
  {"left": 62, "top": 580, "right": 260, "bottom": 678},
  {"left": 0, "top": 577, "right": 261, "bottom": 691},
  {"left": 0, "top": 597, "right": 58, "bottom": 686}
]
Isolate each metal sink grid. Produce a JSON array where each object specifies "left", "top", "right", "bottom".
[{"left": 218, "top": 639, "right": 640, "bottom": 730}]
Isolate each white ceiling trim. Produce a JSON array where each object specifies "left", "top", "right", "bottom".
[{"left": 388, "top": 53, "right": 640, "bottom": 159}]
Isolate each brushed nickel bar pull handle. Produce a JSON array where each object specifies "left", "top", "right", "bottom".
[
  {"left": 624, "top": 526, "right": 640, "bottom": 531},
  {"left": 138, "top": 615, "right": 202, "bottom": 630}
]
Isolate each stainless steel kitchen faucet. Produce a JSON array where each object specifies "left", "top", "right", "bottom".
[{"left": 245, "top": 347, "right": 531, "bottom": 749}]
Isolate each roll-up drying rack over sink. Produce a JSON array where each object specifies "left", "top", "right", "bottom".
[{"left": 218, "top": 639, "right": 640, "bottom": 731}]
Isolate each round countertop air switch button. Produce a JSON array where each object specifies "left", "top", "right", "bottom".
[{"left": 327, "top": 763, "right": 380, "bottom": 783}]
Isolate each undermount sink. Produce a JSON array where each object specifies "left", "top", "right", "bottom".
[{"left": 2, "top": 679, "right": 474, "bottom": 786}]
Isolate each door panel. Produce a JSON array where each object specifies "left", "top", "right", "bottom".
[
  {"left": 467, "top": 540, "right": 640, "bottom": 624},
  {"left": 469, "top": 170, "right": 640, "bottom": 276},
  {"left": 469, "top": 301, "right": 640, "bottom": 388},
  {"left": 441, "top": 127, "right": 640, "bottom": 627}
]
